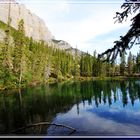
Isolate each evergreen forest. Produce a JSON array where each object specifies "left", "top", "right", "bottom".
[{"left": 0, "top": 19, "right": 140, "bottom": 90}]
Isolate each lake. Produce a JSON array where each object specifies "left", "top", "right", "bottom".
[{"left": 0, "top": 80, "right": 140, "bottom": 136}]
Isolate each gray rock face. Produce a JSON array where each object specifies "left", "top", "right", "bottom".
[
  {"left": 52, "top": 39, "right": 83, "bottom": 57},
  {"left": 52, "top": 39, "right": 73, "bottom": 50},
  {"left": 0, "top": 3, "right": 54, "bottom": 41},
  {"left": 0, "top": 2, "right": 83, "bottom": 56}
]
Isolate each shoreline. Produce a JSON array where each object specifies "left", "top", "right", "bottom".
[{"left": 0, "top": 76, "right": 140, "bottom": 92}]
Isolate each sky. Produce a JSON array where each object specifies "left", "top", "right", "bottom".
[{"left": 17, "top": 0, "right": 139, "bottom": 56}]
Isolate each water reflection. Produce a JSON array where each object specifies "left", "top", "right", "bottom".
[{"left": 0, "top": 80, "right": 140, "bottom": 135}]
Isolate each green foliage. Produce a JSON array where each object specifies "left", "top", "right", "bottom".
[
  {"left": 120, "top": 52, "right": 126, "bottom": 76},
  {"left": 136, "top": 51, "right": 140, "bottom": 73},
  {"left": 13, "top": 19, "right": 25, "bottom": 88},
  {"left": 0, "top": 20, "right": 79, "bottom": 89},
  {"left": 127, "top": 51, "right": 133, "bottom": 75},
  {"left": 80, "top": 52, "right": 92, "bottom": 77},
  {"left": 0, "top": 19, "right": 140, "bottom": 90},
  {"left": 72, "top": 49, "right": 80, "bottom": 77},
  {"left": 0, "top": 20, "right": 14, "bottom": 89}
]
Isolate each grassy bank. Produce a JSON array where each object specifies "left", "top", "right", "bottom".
[
  {"left": 30, "top": 75, "right": 140, "bottom": 85},
  {"left": 0, "top": 76, "right": 140, "bottom": 91}
]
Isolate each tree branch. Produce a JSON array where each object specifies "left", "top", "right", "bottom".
[
  {"left": 10, "top": 122, "right": 76, "bottom": 135},
  {"left": 98, "top": 11, "right": 140, "bottom": 63}
]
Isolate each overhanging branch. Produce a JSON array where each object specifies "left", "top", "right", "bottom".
[{"left": 98, "top": 12, "right": 140, "bottom": 63}]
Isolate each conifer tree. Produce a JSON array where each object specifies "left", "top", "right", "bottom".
[
  {"left": 73, "top": 48, "right": 80, "bottom": 77},
  {"left": 120, "top": 52, "right": 126, "bottom": 76},
  {"left": 136, "top": 51, "right": 140, "bottom": 73},
  {"left": 13, "top": 19, "right": 25, "bottom": 87},
  {"left": 127, "top": 51, "right": 133, "bottom": 75},
  {"left": 80, "top": 53, "right": 84, "bottom": 76},
  {"left": 98, "top": 0, "right": 140, "bottom": 63},
  {"left": 0, "top": 2, "right": 13, "bottom": 89},
  {"left": 92, "top": 50, "right": 98, "bottom": 77}
]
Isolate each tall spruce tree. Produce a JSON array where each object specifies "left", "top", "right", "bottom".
[
  {"left": 127, "top": 51, "right": 133, "bottom": 75},
  {"left": 120, "top": 52, "right": 126, "bottom": 76},
  {"left": 136, "top": 51, "right": 140, "bottom": 73},
  {"left": 73, "top": 48, "right": 80, "bottom": 77},
  {"left": 0, "top": 2, "right": 13, "bottom": 89},
  {"left": 13, "top": 19, "right": 25, "bottom": 87}
]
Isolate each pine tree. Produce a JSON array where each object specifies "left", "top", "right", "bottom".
[
  {"left": 86, "top": 53, "right": 92, "bottom": 77},
  {"left": 92, "top": 50, "right": 98, "bottom": 77},
  {"left": 73, "top": 48, "right": 80, "bottom": 77},
  {"left": 120, "top": 52, "right": 126, "bottom": 76},
  {"left": 132, "top": 55, "right": 137, "bottom": 74},
  {"left": 127, "top": 51, "right": 133, "bottom": 75},
  {"left": 13, "top": 19, "right": 25, "bottom": 87},
  {"left": 0, "top": 2, "right": 13, "bottom": 89},
  {"left": 98, "top": 0, "right": 140, "bottom": 63},
  {"left": 80, "top": 53, "right": 84, "bottom": 76},
  {"left": 136, "top": 51, "right": 140, "bottom": 73}
]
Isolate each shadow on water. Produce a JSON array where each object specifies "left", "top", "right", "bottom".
[{"left": 0, "top": 80, "right": 140, "bottom": 135}]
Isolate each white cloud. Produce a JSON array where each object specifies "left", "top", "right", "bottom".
[
  {"left": 24, "top": 1, "right": 133, "bottom": 54},
  {"left": 51, "top": 102, "right": 140, "bottom": 135},
  {"left": 49, "top": 14, "right": 130, "bottom": 54}
]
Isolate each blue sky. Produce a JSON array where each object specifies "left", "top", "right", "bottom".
[{"left": 17, "top": 0, "right": 139, "bottom": 55}]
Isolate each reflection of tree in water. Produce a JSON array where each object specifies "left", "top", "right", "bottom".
[
  {"left": 1, "top": 92, "right": 10, "bottom": 134},
  {"left": 128, "top": 81, "right": 137, "bottom": 106},
  {"left": 91, "top": 80, "right": 140, "bottom": 108},
  {"left": 120, "top": 81, "right": 128, "bottom": 107},
  {"left": 128, "top": 81, "right": 140, "bottom": 105},
  {"left": 135, "top": 81, "right": 140, "bottom": 100},
  {"left": 0, "top": 89, "right": 25, "bottom": 134},
  {"left": 80, "top": 80, "right": 140, "bottom": 108},
  {"left": 0, "top": 80, "right": 140, "bottom": 134},
  {"left": 91, "top": 81, "right": 119, "bottom": 107},
  {"left": 80, "top": 81, "right": 93, "bottom": 106},
  {"left": 0, "top": 84, "right": 80, "bottom": 134}
]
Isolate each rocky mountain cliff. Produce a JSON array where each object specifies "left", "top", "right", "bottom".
[
  {"left": 0, "top": 2, "right": 83, "bottom": 56},
  {"left": 0, "top": 3, "right": 54, "bottom": 41},
  {"left": 52, "top": 39, "right": 83, "bottom": 57}
]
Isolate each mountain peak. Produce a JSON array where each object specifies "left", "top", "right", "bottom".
[
  {"left": 0, "top": 2, "right": 54, "bottom": 41},
  {"left": 0, "top": 2, "right": 84, "bottom": 56}
]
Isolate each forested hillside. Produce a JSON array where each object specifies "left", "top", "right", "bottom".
[{"left": 0, "top": 19, "right": 140, "bottom": 90}]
